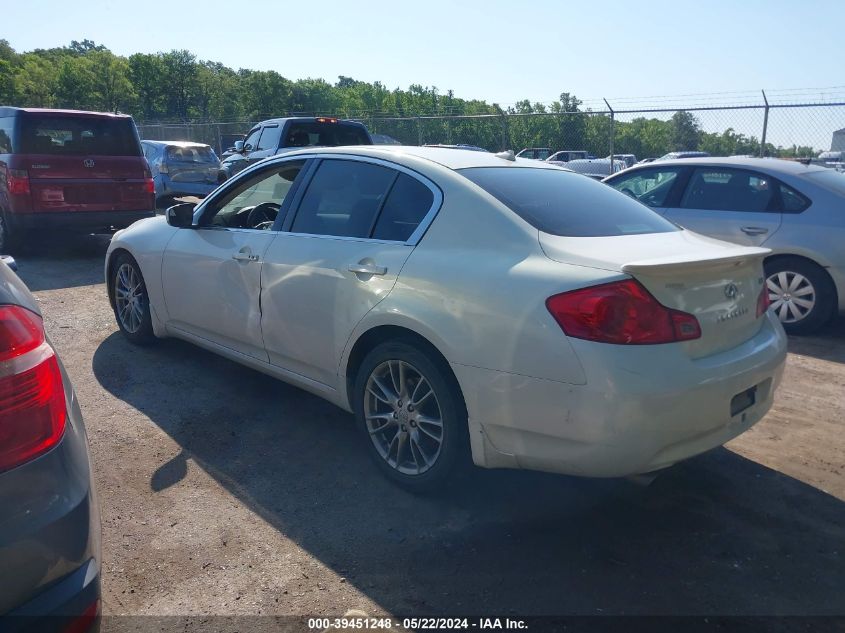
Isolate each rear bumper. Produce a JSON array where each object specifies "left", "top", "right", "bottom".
[
  {"left": 157, "top": 177, "right": 217, "bottom": 199},
  {"left": 455, "top": 311, "right": 788, "bottom": 477},
  {"left": 2, "top": 559, "right": 100, "bottom": 633},
  {"left": 10, "top": 210, "right": 154, "bottom": 231}
]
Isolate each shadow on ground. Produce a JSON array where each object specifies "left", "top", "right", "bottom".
[
  {"left": 787, "top": 315, "right": 845, "bottom": 364},
  {"left": 92, "top": 333, "right": 845, "bottom": 616},
  {"left": 12, "top": 233, "right": 111, "bottom": 291}
]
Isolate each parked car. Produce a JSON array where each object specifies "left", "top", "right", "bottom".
[
  {"left": 605, "top": 157, "right": 845, "bottom": 333},
  {"left": 563, "top": 157, "right": 627, "bottom": 179},
  {"left": 546, "top": 150, "right": 589, "bottom": 163},
  {"left": 141, "top": 141, "right": 220, "bottom": 206},
  {"left": 0, "top": 257, "right": 101, "bottom": 630},
  {"left": 515, "top": 147, "right": 552, "bottom": 160},
  {"left": 218, "top": 117, "right": 372, "bottom": 181},
  {"left": 606, "top": 153, "right": 638, "bottom": 168},
  {"left": 105, "top": 146, "right": 786, "bottom": 491},
  {"left": 0, "top": 107, "right": 155, "bottom": 252},
  {"left": 655, "top": 151, "right": 710, "bottom": 161}
]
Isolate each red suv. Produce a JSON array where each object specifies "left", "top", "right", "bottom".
[{"left": 0, "top": 107, "right": 155, "bottom": 252}]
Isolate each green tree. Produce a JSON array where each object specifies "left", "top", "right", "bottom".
[{"left": 669, "top": 110, "right": 702, "bottom": 151}]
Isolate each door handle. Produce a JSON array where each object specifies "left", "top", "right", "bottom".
[
  {"left": 232, "top": 251, "right": 259, "bottom": 262},
  {"left": 348, "top": 263, "right": 387, "bottom": 276},
  {"left": 740, "top": 226, "right": 769, "bottom": 236}
]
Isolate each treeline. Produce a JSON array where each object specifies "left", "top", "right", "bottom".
[{"left": 0, "top": 39, "right": 817, "bottom": 158}]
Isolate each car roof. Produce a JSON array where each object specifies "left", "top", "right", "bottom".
[
  {"left": 0, "top": 106, "right": 133, "bottom": 118},
  {"left": 253, "top": 116, "right": 366, "bottom": 127},
  {"left": 635, "top": 156, "right": 830, "bottom": 175},
  {"left": 275, "top": 145, "right": 565, "bottom": 171},
  {"left": 141, "top": 140, "right": 212, "bottom": 149}
]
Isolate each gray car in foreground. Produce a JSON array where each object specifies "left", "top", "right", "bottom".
[
  {"left": 0, "top": 258, "right": 100, "bottom": 632},
  {"left": 605, "top": 157, "right": 845, "bottom": 333}
]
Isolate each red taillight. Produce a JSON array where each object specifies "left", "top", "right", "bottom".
[
  {"left": 6, "top": 169, "right": 30, "bottom": 195},
  {"left": 144, "top": 177, "right": 155, "bottom": 194},
  {"left": 63, "top": 598, "right": 100, "bottom": 633},
  {"left": 756, "top": 284, "right": 771, "bottom": 318},
  {"left": 0, "top": 306, "right": 66, "bottom": 473},
  {"left": 546, "top": 279, "right": 702, "bottom": 345}
]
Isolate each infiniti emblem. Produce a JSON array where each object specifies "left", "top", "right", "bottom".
[
  {"left": 724, "top": 283, "right": 739, "bottom": 299},
  {"left": 83, "top": 159, "right": 95, "bottom": 168}
]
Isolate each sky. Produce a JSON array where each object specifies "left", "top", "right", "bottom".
[{"left": 3, "top": 0, "right": 845, "bottom": 108}]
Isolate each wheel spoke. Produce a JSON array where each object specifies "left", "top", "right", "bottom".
[
  {"left": 777, "top": 272, "right": 789, "bottom": 292},
  {"left": 394, "top": 432, "right": 408, "bottom": 469},
  {"left": 411, "top": 377, "right": 432, "bottom": 406},
  {"left": 766, "top": 278, "right": 781, "bottom": 292},
  {"left": 416, "top": 421, "right": 441, "bottom": 441},
  {"left": 792, "top": 297, "right": 813, "bottom": 309},
  {"left": 777, "top": 302, "right": 789, "bottom": 320},
  {"left": 793, "top": 285, "right": 814, "bottom": 297},
  {"left": 371, "top": 375, "right": 397, "bottom": 404},
  {"left": 788, "top": 301, "right": 803, "bottom": 321},
  {"left": 367, "top": 415, "right": 397, "bottom": 435}
]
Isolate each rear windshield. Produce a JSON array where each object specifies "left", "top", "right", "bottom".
[
  {"left": 805, "top": 169, "right": 845, "bottom": 196},
  {"left": 19, "top": 114, "right": 141, "bottom": 156},
  {"left": 283, "top": 122, "right": 370, "bottom": 148},
  {"left": 460, "top": 167, "right": 679, "bottom": 237},
  {"left": 166, "top": 145, "right": 218, "bottom": 163}
]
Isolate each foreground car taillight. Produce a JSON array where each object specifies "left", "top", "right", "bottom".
[
  {"left": 6, "top": 168, "right": 30, "bottom": 195},
  {"left": 0, "top": 305, "right": 66, "bottom": 473},
  {"left": 546, "top": 279, "right": 702, "bottom": 344},
  {"left": 756, "top": 284, "right": 771, "bottom": 318}
]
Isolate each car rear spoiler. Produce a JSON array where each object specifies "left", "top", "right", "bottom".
[{"left": 621, "top": 246, "right": 769, "bottom": 276}]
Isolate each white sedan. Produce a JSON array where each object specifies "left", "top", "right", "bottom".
[{"left": 106, "top": 146, "right": 787, "bottom": 491}]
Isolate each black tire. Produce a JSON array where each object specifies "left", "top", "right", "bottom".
[
  {"left": 764, "top": 257, "right": 836, "bottom": 335},
  {"left": 111, "top": 252, "right": 156, "bottom": 345},
  {"left": 0, "top": 213, "right": 20, "bottom": 254},
  {"left": 353, "top": 341, "right": 468, "bottom": 493}
]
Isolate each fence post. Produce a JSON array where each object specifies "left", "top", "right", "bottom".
[
  {"left": 604, "top": 99, "right": 615, "bottom": 169},
  {"left": 416, "top": 116, "right": 422, "bottom": 145},
  {"left": 501, "top": 114, "right": 508, "bottom": 151},
  {"left": 760, "top": 90, "right": 770, "bottom": 157}
]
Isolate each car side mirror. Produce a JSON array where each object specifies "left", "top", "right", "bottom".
[
  {"left": 234, "top": 140, "right": 244, "bottom": 153},
  {"left": 166, "top": 202, "right": 197, "bottom": 228},
  {"left": 1, "top": 255, "right": 17, "bottom": 271}
]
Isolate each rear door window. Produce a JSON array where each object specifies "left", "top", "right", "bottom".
[
  {"left": 608, "top": 167, "right": 683, "bottom": 207},
  {"left": 291, "top": 159, "right": 396, "bottom": 238},
  {"left": 19, "top": 114, "right": 141, "bottom": 156},
  {"left": 372, "top": 173, "right": 435, "bottom": 241},
  {"left": 460, "top": 167, "right": 678, "bottom": 237},
  {"left": 779, "top": 182, "right": 810, "bottom": 213},
  {"left": 680, "top": 168, "right": 776, "bottom": 212},
  {"left": 0, "top": 117, "right": 16, "bottom": 153}
]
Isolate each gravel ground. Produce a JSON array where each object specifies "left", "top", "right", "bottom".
[{"left": 12, "top": 235, "right": 845, "bottom": 622}]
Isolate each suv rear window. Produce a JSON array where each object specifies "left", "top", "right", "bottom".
[
  {"left": 166, "top": 145, "right": 218, "bottom": 163},
  {"left": 19, "top": 114, "right": 141, "bottom": 156},
  {"left": 460, "top": 167, "right": 678, "bottom": 237},
  {"left": 283, "top": 122, "right": 370, "bottom": 148}
]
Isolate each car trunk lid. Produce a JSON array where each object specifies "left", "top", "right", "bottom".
[{"left": 540, "top": 230, "right": 770, "bottom": 358}]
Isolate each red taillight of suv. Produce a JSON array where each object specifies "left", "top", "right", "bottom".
[
  {"left": 546, "top": 279, "right": 702, "bottom": 345},
  {"left": 6, "top": 169, "right": 30, "bottom": 196},
  {"left": 0, "top": 305, "right": 67, "bottom": 473},
  {"left": 756, "top": 284, "right": 771, "bottom": 318}
]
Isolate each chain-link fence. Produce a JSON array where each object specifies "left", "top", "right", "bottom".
[{"left": 137, "top": 99, "right": 845, "bottom": 163}]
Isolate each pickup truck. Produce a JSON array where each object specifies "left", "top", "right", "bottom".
[{"left": 218, "top": 117, "right": 372, "bottom": 181}]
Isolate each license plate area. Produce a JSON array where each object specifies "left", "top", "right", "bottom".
[{"left": 730, "top": 385, "right": 757, "bottom": 417}]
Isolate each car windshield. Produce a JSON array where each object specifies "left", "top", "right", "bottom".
[
  {"left": 805, "top": 169, "right": 845, "bottom": 195},
  {"left": 283, "top": 122, "right": 369, "bottom": 147},
  {"left": 19, "top": 114, "right": 141, "bottom": 156},
  {"left": 460, "top": 167, "right": 679, "bottom": 237}
]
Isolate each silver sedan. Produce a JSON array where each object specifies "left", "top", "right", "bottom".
[
  {"left": 606, "top": 157, "right": 845, "bottom": 333},
  {"left": 106, "top": 147, "right": 786, "bottom": 491}
]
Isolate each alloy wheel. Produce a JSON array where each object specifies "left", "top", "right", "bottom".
[
  {"left": 115, "top": 263, "right": 145, "bottom": 334},
  {"left": 767, "top": 270, "right": 816, "bottom": 324},
  {"left": 364, "top": 359, "right": 444, "bottom": 476}
]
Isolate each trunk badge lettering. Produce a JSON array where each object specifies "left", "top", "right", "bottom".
[
  {"left": 717, "top": 306, "right": 749, "bottom": 323},
  {"left": 31, "top": 164, "right": 51, "bottom": 169},
  {"left": 84, "top": 159, "right": 96, "bottom": 168},
  {"left": 724, "top": 283, "right": 738, "bottom": 299}
]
